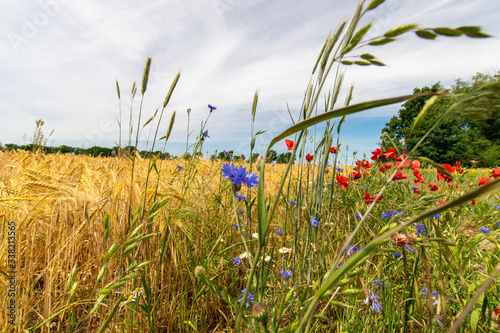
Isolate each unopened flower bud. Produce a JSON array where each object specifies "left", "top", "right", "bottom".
[{"left": 252, "top": 302, "right": 268, "bottom": 323}]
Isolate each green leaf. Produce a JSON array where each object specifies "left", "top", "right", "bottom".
[
  {"left": 97, "top": 297, "right": 122, "bottom": 333},
  {"left": 456, "top": 26, "right": 491, "bottom": 38},
  {"left": 415, "top": 30, "right": 437, "bottom": 40},
  {"left": 433, "top": 27, "right": 463, "bottom": 37},
  {"left": 368, "top": 38, "right": 395, "bottom": 45},
  {"left": 314, "top": 314, "right": 330, "bottom": 322},
  {"left": 340, "top": 288, "right": 364, "bottom": 296},
  {"left": 369, "top": 60, "right": 386, "bottom": 66},
  {"left": 360, "top": 53, "right": 375, "bottom": 60},
  {"left": 366, "top": 0, "right": 385, "bottom": 10},
  {"left": 354, "top": 60, "right": 371, "bottom": 66},
  {"left": 329, "top": 300, "right": 355, "bottom": 309},
  {"left": 384, "top": 24, "right": 418, "bottom": 37}
]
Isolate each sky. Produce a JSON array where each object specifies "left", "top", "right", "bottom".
[{"left": 1, "top": 0, "right": 499, "bottom": 163}]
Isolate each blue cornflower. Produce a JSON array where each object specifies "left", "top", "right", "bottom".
[
  {"left": 208, "top": 104, "right": 217, "bottom": 111},
  {"left": 275, "top": 229, "right": 284, "bottom": 236},
  {"left": 223, "top": 150, "right": 229, "bottom": 155},
  {"left": 245, "top": 172, "right": 259, "bottom": 188},
  {"left": 177, "top": 165, "right": 185, "bottom": 170},
  {"left": 201, "top": 130, "right": 210, "bottom": 141},
  {"left": 410, "top": 186, "right": 420, "bottom": 190},
  {"left": 479, "top": 227, "right": 492, "bottom": 234},
  {"left": 288, "top": 200, "right": 297, "bottom": 205},
  {"left": 382, "top": 211, "right": 403, "bottom": 218},
  {"left": 237, "top": 210, "right": 244, "bottom": 215},
  {"left": 221, "top": 163, "right": 259, "bottom": 189},
  {"left": 414, "top": 222, "right": 428, "bottom": 236},
  {"left": 238, "top": 289, "right": 255, "bottom": 308},
  {"left": 279, "top": 269, "right": 292, "bottom": 279},
  {"left": 405, "top": 244, "right": 413, "bottom": 252},
  {"left": 391, "top": 252, "right": 403, "bottom": 260},
  {"left": 372, "top": 279, "right": 381, "bottom": 287},
  {"left": 233, "top": 257, "right": 241, "bottom": 267},
  {"left": 336, "top": 167, "right": 343, "bottom": 172},
  {"left": 311, "top": 216, "right": 319, "bottom": 227},
  {"left": 421, "top": 287, "right": 438, "bottom": 305},
  {"left": 232, "top": 223, "right": 239, "bottom": 228},
  {"left": 354, "top": 214, "right": 362, "bottom": 220},
  {"left": 235, "top": 193, "right": 247, "bottom": 200},
  {"left": 347, "top": 245, "right": 358, "bottom": 257},
  {"left": 430, "top": 214, "right": 442, "bottom": 219},
  {"left": 364, "top": 291, "right": 383, "bottom": 312}
]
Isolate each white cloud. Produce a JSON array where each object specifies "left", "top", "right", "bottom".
[{"left": 0, "top": 0, "right": 498, "bottom": 158}]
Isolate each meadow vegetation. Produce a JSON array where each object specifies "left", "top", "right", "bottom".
[{"left": 1, "top": 0, "right": 500, "bottom": 332}]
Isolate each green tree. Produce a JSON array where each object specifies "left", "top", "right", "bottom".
[
  {"left": 381, "top": 72, "right": 499, "bottom": 167},
  {"left": 266, "top": 150, "right": 277, "bottom": 163}
]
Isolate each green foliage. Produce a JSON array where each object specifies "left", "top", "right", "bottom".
[{"left": 381, "top": 72, "right": 500, "bottom": 167}]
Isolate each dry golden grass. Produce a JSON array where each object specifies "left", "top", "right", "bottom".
[{"left": 0, "top": 150, "right": 241, "bottom": 331}]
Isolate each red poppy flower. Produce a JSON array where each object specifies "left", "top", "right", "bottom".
[
  {"left": 456, "top": 161, "right": 464, "bottom": 174},
  {"left": 410, "top": 160, "right": 421, "bottom": 172},
  {"left": 330, "top": 147, "right": 340, "bottom": 154},
  {"left": 392, "top": 170, "right": 407, "bottom": 181},
  {"left": 355, "top": 160, "right": 373, "bottom": 172},
  {"left": 306, "top": 154, "right": 314, "bottom": 163},
  {"left": 439, "top": 201, "right": 448, "bottom": 206},
  {"left": 478, "top": 177, "right": 491, "bottom": 186},
  {"left": 492, "top": 168, "right": 500, "bottom": 179},
  {"left": 380, "top": 163, "right": 392, "bottom": 172},
  {"left": 428, "top": 182, "right": 439, "bottom": 191},
  {"left": 494, "top": 305, "right": 500, "bottom": 317},
  {"left": 396, "top": 160, "right": 411, "bottom": 169},
  {"left": 437, "top": 164, "right": 456, "bottom": 183},
  {"left": 371, "top": 148, "right": 382, "bottom": 161},
  {"left": 385, "top": 148, "right": 396, "bottom": 160},
  {"left": 470, "top": 199, "right": 476, "bottom": 205},
  {"left": 413, "top": 170, "right": 425, "bottom": 183},
  {"left": 471, "top": 160, "right": 477, "bottom": 164},
  {"left": 350, "top": 172, "right": 361, "bottom": 180},
  {"left": 394, "top": 154, "right": 410, "bottom": 169},
  {"left": 336, "top": 175, "right": 349, "bottom": 189},
  {"left": 365, "top": 191, "right": 382, "bottom": 204},
  {"left": 413, "top": 189, "right": 421, "bottom": 194},
  {"left": 285, "top": 139, "right": 295, "bottom": 151}
]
